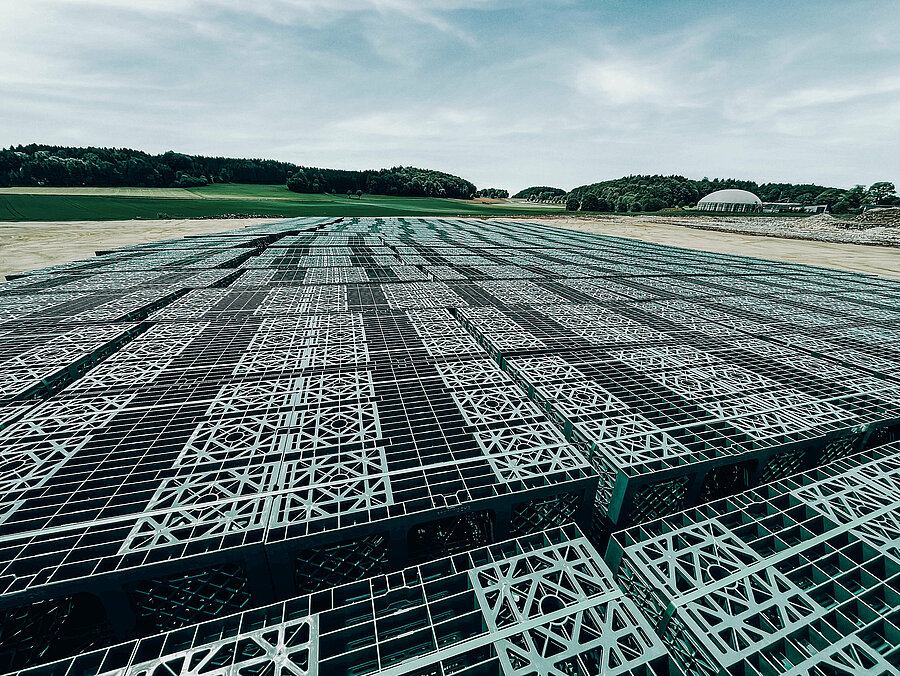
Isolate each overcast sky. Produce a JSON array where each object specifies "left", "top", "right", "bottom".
[{"left": 2, "top": 0, "right": 898, "bottom": 193}]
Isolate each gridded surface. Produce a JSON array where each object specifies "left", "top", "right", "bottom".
[
  {"left": 455, "top": 292, "right": 900, "bottom": 527},
  {"left": 15, "top": 526, "right": 675, "bottom": 676},
  {"left": 0, "top": 218, "right": 605, "bottom": 671},
  {"left": 609, "top": 441, "right": 900, "bottom": 676},
  {"left": 3, "top": 215, "right": 900, "bottom": 674}
]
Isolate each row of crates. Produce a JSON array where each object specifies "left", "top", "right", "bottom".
[{"left": 1, "top": 217, "right": 899, "bottom": 674}]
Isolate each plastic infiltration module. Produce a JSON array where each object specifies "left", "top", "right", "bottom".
[{"left": 0, "top": 216, "right": 898, "bottom": 674}]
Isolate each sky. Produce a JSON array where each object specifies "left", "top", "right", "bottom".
[{"left": 1, "top": 0, "right": 898, "bottom": 193}]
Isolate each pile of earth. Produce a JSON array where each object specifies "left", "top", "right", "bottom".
[
  {"left": 856, "top": 207, "right": 900, "bottom": 228},
  {"left": 579, "top": 210, "right": 900, "bottom": 247}
]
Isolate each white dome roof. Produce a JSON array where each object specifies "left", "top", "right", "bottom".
[{"left": 697, "top": 189, "right": 761, "bottom": 205}]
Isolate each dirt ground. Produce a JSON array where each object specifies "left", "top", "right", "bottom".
[
  {"left": 0, "top": 218, "right": 279, "bottom": 277},
  {"left": 517, "top": 216, "right": 900, "bottom": 279},
  {"left": 1, "top": 215, "right": 897, "bottom": 280}
]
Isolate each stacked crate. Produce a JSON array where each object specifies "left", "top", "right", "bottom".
[{"left": 606, "top": 441, "right": 900, "bottom": 675}]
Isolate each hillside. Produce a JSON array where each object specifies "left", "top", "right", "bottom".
[
  {"left": 513, "top": 186, "right": 566, "bottom": 201},
  {"left": 0, "top": 144, "right": 476, "bottom": 199},
  {"left": 0, "top": 184, "right": 563, "bottom": 221}
]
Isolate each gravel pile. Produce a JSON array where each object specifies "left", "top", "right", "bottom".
[
  {"left": 641, "top": 211, "right": 900, "bottom": 247},
  {"left": 857, "top": 207, "right": 900, "bottom": 228}
]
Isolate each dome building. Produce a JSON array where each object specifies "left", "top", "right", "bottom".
[{"left": 697, "top": 189, "right": 762, "bottom": 213}]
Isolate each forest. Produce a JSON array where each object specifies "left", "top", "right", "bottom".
[
  {"left": 0, "top": 145, "right": 476, "bottom": 199},
  {"left": 563, "top": 175, "right": 898, "bottom": 213},
  {"left": 286, "top": 166, "right": 475, "bottom": 199},
  {"left": 512, "top": 186, "right": 566, "bottom": 201},
  {"left": 474, "top": 188, "right": 509, "bottom": 199}
]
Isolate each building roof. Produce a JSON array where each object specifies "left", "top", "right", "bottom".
[{"left": 698, "top": 188, "right": 762, "bottom": 204}]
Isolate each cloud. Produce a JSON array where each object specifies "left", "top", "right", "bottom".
[
  {"left": 574, "top": 61, "right": 666, "bottom": 105},
  {"left": 763, "top": 77, "right": 900, "bottom": 115},
  {"left": 328, "top": 109, "right": 489, "bottom": 139},
  {"left": 0, "top": 0, "right": 897, "bottom": 192},
  {"left": 21, "top": 0, "right": 496, "bottom": 33}
]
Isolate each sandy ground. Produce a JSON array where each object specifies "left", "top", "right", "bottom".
[
  {"left": 0, "top": 218, "right": 279, "bottom": 277},
  {"left": 516, "top": 216, "right": 900, "bottom": 279}
]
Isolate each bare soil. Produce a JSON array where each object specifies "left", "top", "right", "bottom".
[
  {"left": 0, "top": 218, "right": 278, "bottom": 277},
  {"left": 514, "top": 215, "right": 900, "bottom": 279}
]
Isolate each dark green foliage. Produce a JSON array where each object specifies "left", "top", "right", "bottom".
[
  {"left": 641, "top": 197, "right": 666, "bottom": 212},
  {"left": 567, "top": 175, "right": 699, "bottom": 212},
  {"left": 513, "top": 186, "right": 566, "bottom": 200},
  {"left": 565, "top": 174, "right": 896, "bottom": 213},
  {"left": 831, "top": 200, "right": 851, "bottom": 214},
  {"left": 565, "top": 197, "right": 580, "bottom": 211},
  {"left": 0, "top": 145, "right": 476, "bottom": 199},
  {"left": 595, "top": 198, "right": 610, "bottom": 212},
  {"left": 171, "top": 172, "right": 208, "bottom": 188},
  {"left": 2, "top": 144, "right": 296, "bottom": 188},
  {"left": 474, "top": 188, "right": 509, "bottom": 199},
  {"left": 867, "top": 182, "right": 898, "bottom": 205},
  {"left": 580, "top": 193, "right": 599, "bottom": 211},
  {"left": 286, "top": 164, "right": 475, "bottom": 199}
]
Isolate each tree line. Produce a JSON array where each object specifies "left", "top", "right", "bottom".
[
  {"left": 561, "top": 174, "right": 898, "bottom": 213},
  {"left": 0, "top": 144, "right": 299, "bottom": 187},
  {"left": 287, "top": 166, "right": 475, "bottom": 199},
  {"left": 0, "top": 145, "right": 477, "bottom": 199},
  {"left": 474, "top": 188, "right": 509, "bottom": 199},
  {"left": 512, "top": 186, "right": 566, "bottom": 202}
]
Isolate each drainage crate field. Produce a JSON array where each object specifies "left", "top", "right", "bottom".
[{"left": 1, "top": 217, "right": 898, "bottom": 674}]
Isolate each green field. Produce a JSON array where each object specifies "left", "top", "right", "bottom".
[{"left": 0, "top": 185, "right": 563, "bottom": 221}]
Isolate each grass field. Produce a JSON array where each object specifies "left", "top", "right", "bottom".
[{"left": 0, "top": 185, "right": 563, "bottom": 220}]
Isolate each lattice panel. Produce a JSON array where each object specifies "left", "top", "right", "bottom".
[
  {"left": 625, "top": 520, "right": 824, "bottom": 667},
  {"left": 72, "top": 288, "right": 177, "bottom": 321},
  {"left": 294, "top": 535, "right": 388, "bottom": 595},
  {"left": 793, "top": 456, "right": 900, "bottom": 560},
  {"left": 254, "top": 286, "right": 349, "bottom": 315},
  {"left": 303, "top": 267, "right": 369, "bottom": 284},
  {"left": 379, "top": 281, "right": 468, "bottom": 309},
  {"left": 0, "top": 393, "right": 136, "bottom": 524},
  {"left": 0, "top": 294, "right": 78, "bottom": 323},
  {"left": 476, "top": 280, "right": 566, "bottom": 305},
  {"left": 510, "top": 492, "right": 581, "bottom": 536},
  {"left": 56, "top": 271, "right": 165, "bottom": 291},
  {"left": 147, "top": 289, "right": 230, "bottom": 319},
  {"left": 233, "top": 313, "right": 368, "bottom": 374},
  {"left": 435, "top": 359, "right": 591, "bottom": 483},
  {"left": 409, "top": 511, "right": 494, "bottom": 563},
  {"left": 70, "top": 322, "right": 209, "bottom": 390},
  {"left": 538, "top": 304, "right": 670, "bottom": 344},
  {"left": 629, "top": 477, "right": 690, "bottom": 524},
  {"left": 616, "top": 347, "right": 853, "bottom": 439},
  {"left": 406, "top": 308, "right": 484, "bottom": 356},
  {"left": 0, "top": 323, "right": 135, "bottom": 398},
  {"left": 128, "top": 563, "right": 253, "bottom": 634},
  {"left": 470, "top": 535, "right": 668, "bottom": 676},
  {"left": 458, "top": 306, "right": 547, "bottom": 351},
  {"left": 613, "top": 442, "right": 900, "bottom": 676}
]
